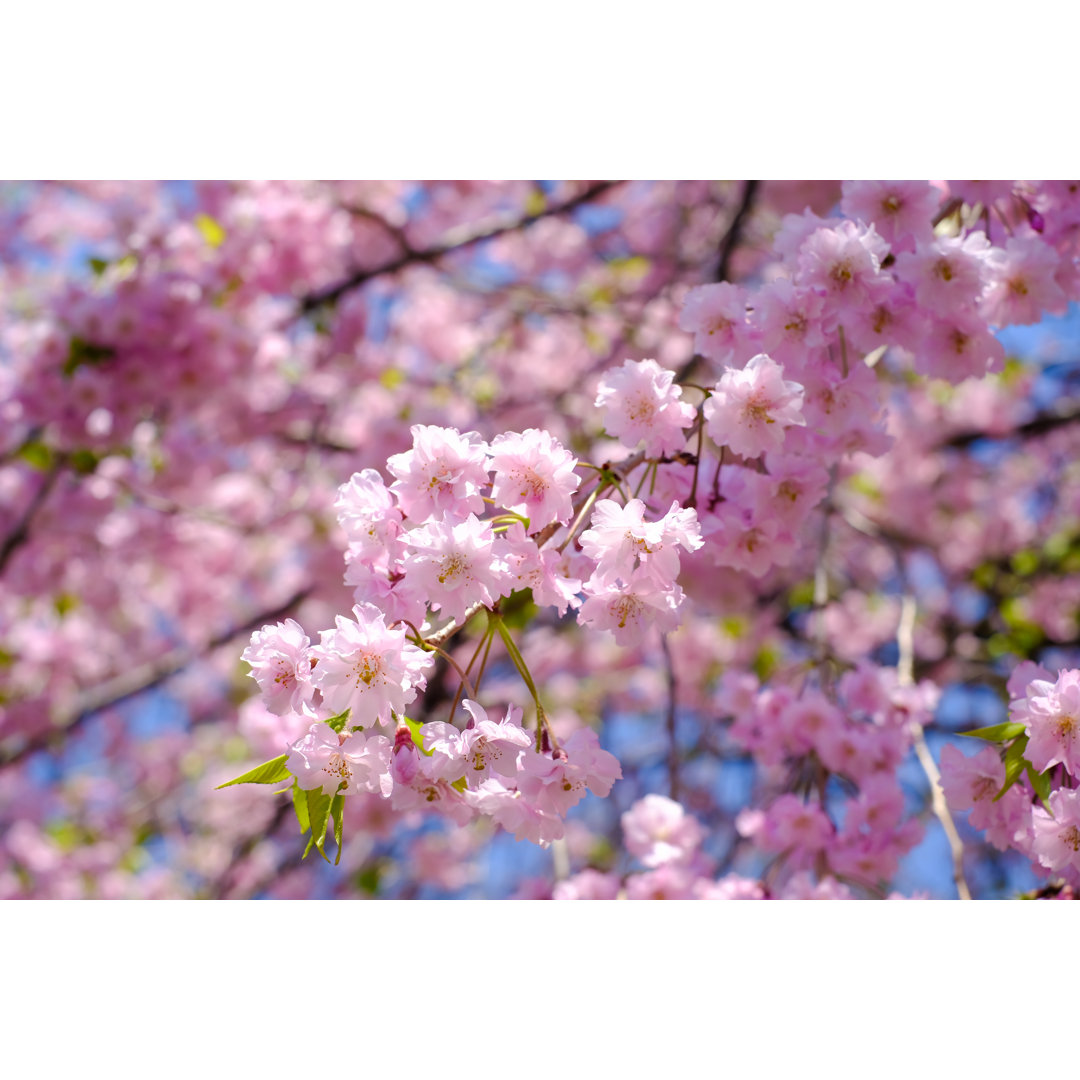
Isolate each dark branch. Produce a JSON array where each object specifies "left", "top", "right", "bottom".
[
  {"left": 713, "top": 178, "right": 759, "bottom": 284},
  {"left": 298, "top": 181, "right": 624, "bottom": 313},
  {"left": 942, "top": 401, "right": 1080, "bottom": 448},
  {"left": 0, "top": 463, "right": 62, "bottom": 577},
  {"left": 0, "top": 585, "right": 314, "bottom": 769},
  {"left": 675, "top": 180, "right": 760, "bottom": 385}
]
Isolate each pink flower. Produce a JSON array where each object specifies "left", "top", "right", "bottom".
[
  {"left": 915, "top": 314, "right": 1006, "bottom": 381},
  {"left": 287, "top": 722, "right": 393, "bottom": 797},
  {"left": 781, "top": 692, "right": 844, "bottom": 756},
  {"left": 553, "top": 869, "right": 621, "bottom": 900},
  {"left": 758, "top": 794, "right": 834, "bottom": 855},
  {"left": 840, "top": 180, "right": 940, "bottom": 252},
  {"left": 624, "top": 864, "right": 698, "bottom": 899},
  {"left": 401, "top": 513, "right": 511, "bottom": 624},
  {"left": 488, "top": 428, "right": 579, "bottom": 530},
  {"left": 796, "top": 220, "right": 890, "bottom": 313},
  {"left": 678, "top": 282, "right": 756, "bottom": 365},
  {"left": 695, "top": 875, "right": 765, "bottom": 900},
  {"left": 621, "top": 794, "right": 705, "bottom": 868},
  {"left": 594, "top": 358, "right": 696, "bottom": 457},
  {"left": 893, "top": 234, "right": 992, "bottom": 317},
  {"left": 1006, "top": 660, "right": 1054, "bottom": 701},
  {"left": 459, "top": 700, "right": 533, "bottom": 782},
  {"left": 578, "top": 571, "right": 686, "bottom": 646},
  {"left": 703, "top": 354, "right": 805, "bottom": 459},
  {"left": 980, "top": 236, "right": 1067, "bottom": 327},
  {"left": 518, "top": 727, "right": 622, "bottom": 817},
  {"left": 495, "top": 523, "right": 582, "bottom": 615},
  {"left": 241, "top": 618, "right": 315, "bottom": 716},
  {"left": 753, "top": 279, "right": 830, "bottom": 366},
  {"left": 309, "top": 603, "right": 432, "bottom": 726},
  {"left": 386, "top": 424, "right": 490, "bottom": 522},
  {"left": 334, "top": 468, "right": 403, "bottom": 562},
  {"left": 1013, "top": 668, "right": 1080, "bottom": 777},
  {"left": 463, "top": 778, "right": 564, "bottom": 846},
  {"left": 939, "top": 743, "right": 1005, "bottom": 827},
  {"left": 579, "top": 497, "right": 702, "bottom": 589},
  {"left": 939, "top": 743, "right": 1030, "bottom": 849},
  {"left": 1031, "top": 789, "right": 1080, "bottom": 874},
  {"left": 777, "top": 873, "right": 853, "bottom": 900}
]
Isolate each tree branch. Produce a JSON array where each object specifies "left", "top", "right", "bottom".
[
  {"left": 714, "top": 178, "right": 759, "bottom": 284},
  {"left": 298, "top": 181, "right": 625, "bottom": 313},
  {"left": 0, "top": 463, "right": 62, "bottom": 577},
  {"left": 0, "top": 585, "right": 314, "bottom": 769}
]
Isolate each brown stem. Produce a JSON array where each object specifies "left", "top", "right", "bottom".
[{"left": 299, "top": 181, "right": 625, "bottom": 313}]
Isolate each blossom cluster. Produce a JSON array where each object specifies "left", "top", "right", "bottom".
[
  {"left": 941, "top": 662, "right": 1080, "bottom": 888},
  {"left": 716, "top": 662, "right": 936, "bottom": 892},
  {"left": 553, "top": 793, "right": 914, "bottom": 900},
  {"left": 241, "top": 420, "right": 711, "bottom": 845}
]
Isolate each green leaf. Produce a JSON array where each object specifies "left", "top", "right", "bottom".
[
  {"left": 402, "top": 716, "right": 433, "bottom": 756},
  {"left": 292, "top": 780, "right": 310, "bottom": 835},
  {"left": 305, "top": 787, "right": 333, "bottom": 862},
  {"left": 1026, "top": 763, "right": 1054, "bottom": 813},
  {"left": 53, "top": 592, "right": 78, "bottom": 617},
  {"left": 195, "top": 213, "right": 226, "bottom": 248},
  {"left": 215, "top": 754, "right": 290, "bottom": 789},
  {"left": 326, "top": 709, "right": 351, "bottom": 733},
  {"left": 500, "top": 588, "right": 538, "bottom": 629},
  {"left": 787, "top": 580, "right": 815, "bottom": 608},
  {"left": 450, "top": 776, "right": 468, "bottom": 794},
  {"left": 68, "top": 449, "right": 100, "bottom": 475},
  {"left": 960, "top": 722, "right": 1028, "bottom": 743},
  {"left": 331, "top": 794, "right": 345, "bottom": 866},
  {"left": 994, "top": 736, "right": 1030, "bottom": 802},
  {"left": 355, "top": 862, "right": 383, "bottom": 895},
  {"left": 88, "top": 256, "right": 110, "bottom": 276},
  {"left": 1009, "top": 549, "right": 1040, "bottom": 577},
  {"left": 17, "top": 441, "right": 54, "bottom": 471},
  {"left": 63, "top": 336, "right": 116, "bottom": 377}
]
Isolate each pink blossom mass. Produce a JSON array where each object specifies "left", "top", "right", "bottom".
[{"left": 4, "top": 178, "right": 1080, "bottom": 903}]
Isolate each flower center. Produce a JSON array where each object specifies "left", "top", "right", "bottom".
[
  {"left": 325, "top": 753, "right": 353, "bottom": 782},
  {"left": 354, "top": 654, "right": 382, "bottom": 686},
  {"left": 1060, "top": 825, "right": 1080, "bottom": 853},
  {"left": 438, "top": 553, "right": 468, "bottom": 584},
  {"left": 627, "top": 393, "right": 657, "bottom": 423},
  {"left": 934, "top": 259, "right": 954, "bottom": 283},
  {"left": 612, "top": 594, "right": 644, "bottom": 629}
]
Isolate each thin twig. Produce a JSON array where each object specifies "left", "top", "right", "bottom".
[
  {"left": 897, "top": 591, "right": 973, "bottom": 901},
  {"left": 660, "top": 633, "right": 680, "bottom": 803}
]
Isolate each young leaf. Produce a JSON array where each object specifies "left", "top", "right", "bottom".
[
  {"left": 216, "top": 754, "right": 290, "bottom": 789},
  {"left": 993, "top": 735, "right": 1030, "bottom": 802},
  {"left": 18, "top": 441, "right": 55, "bottom": 471},
  {"left": 327, "top": 709, "right": 352, "bottom": 733},
  {"left": 1026, "top": 763, "right": 1054, "bottom": 813},
  {"left": 305, "top": 787, "right": 333, "bottom": 863},
  {"left": 292, "top": 780, "right": 310, "bottom": 835},
  {"left": 331, "top": 794, "right": 345, "bottom": 866},
  {"left": 960, "top": 722, "right": 1027, "bottom": 743}
]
